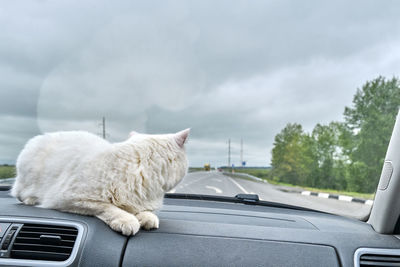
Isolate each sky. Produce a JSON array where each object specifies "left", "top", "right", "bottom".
[{"left": 1, "top": 0, "right": 400, "bottom": 167}]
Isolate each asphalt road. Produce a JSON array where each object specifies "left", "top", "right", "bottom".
[
  {"left": 172, "top": 171, "right": 372, "bottom": 219},
  {"left": 1, "top": 172, "right": 372, "bottom": 219}
]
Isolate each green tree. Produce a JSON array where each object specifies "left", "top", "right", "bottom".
[
  {"left": 344, "top": 76, "right": 400, "bottom": 192},
  {"left": 311, "top": 123, "right": 336, "bottom": 189},
  {"left": 270, "top": 76, "right": 400, "bottom": 193},
  {"left": 271, "top": 123, "right": 315, "bottom": 185},
  {"left": 310, "top": 122, "right": 349, "bottom": 190},
  {"left": 347, "top": 161, "right": 369, "bottom": 192}
]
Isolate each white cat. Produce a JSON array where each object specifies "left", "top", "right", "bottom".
[{"left": 11, "top": 129, "right": 190, "bottom": 235}]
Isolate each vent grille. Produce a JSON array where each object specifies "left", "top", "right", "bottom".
[
  {"left": 10, "top": 223, "right": 78, "bottom": 261},
  {"left": 359, "top": 253, "right": 400, "bottom": 267}
]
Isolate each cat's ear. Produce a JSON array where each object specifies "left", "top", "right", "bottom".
[
  {"left": 129, "top": 131, "right": 139, "bottom": 137},
  {"left": 175, "top": 128, "right": 190, "bottom": 148}
]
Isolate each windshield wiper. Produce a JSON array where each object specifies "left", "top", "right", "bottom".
[
  {"left": 234, "top": 193, "right": 259, "bottom": 204},
  {"left": 0, "top": 185, "right": 11, "bottom": 191},
  {"left": 164, "top": 193, "right": 324, "bottom": 213}
]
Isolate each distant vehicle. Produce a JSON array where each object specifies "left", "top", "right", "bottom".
[{"left": 204, "top": 164, "right": 210, "bottom": 171}]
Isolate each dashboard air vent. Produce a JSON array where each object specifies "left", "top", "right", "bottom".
[
  {"left": 360, "top": 254, "right": 400, "bottom": 266},
  {"left": 10, "top": 223, "right": 78, "bottom": 261},
  {"left": 355, "top": 248, "right": 400, "bottom": 267}
]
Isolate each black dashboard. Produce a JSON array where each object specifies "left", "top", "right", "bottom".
[{"left": 1, "top": 188, "right": 400, "bottom": 267}]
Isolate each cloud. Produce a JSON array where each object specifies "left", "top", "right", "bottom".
[
  {"left": 1, "top": 0, "right": 400, "bottom": 166},
  {"left": 146, "top": 40, "right": 400, "bottom": 165}
]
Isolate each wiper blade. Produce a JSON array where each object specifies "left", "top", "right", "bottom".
[
  {"left": 0, "top": 185, "right": 11, "bottom": 191},
  {"left": 234, "top": 193, "right": 259, "bottom": 204},
  {"left": 164, "top": 193, "right": 324, "bottom": 213}
]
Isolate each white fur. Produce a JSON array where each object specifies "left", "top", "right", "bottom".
[{"left": 11, "top": 129, "right": 189, "bottom": 235}]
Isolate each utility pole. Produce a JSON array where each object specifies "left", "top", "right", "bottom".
[
  {"left": 240, "top": 138, "right": 243, "bottom": 166},
  {"left": 102, "top": 116, "right": 106, "bottom": 139},
  {"left": 228, "top": 138, "right": 231, "bottom": 169}
]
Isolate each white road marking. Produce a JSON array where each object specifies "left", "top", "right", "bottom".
[
  {"left": 168, "top": 188, "right": 176, "bottom": 193},
  {"left": 227, "top": 177, "right": 249, "bottom": 194},
  {"left": 338, "top": 195, "right": 353, "bottom": 202},
  {"left": 318, "top": 193, "right": 329, "bottom": 198},
  {"left": 301, "top": 191, "right": 371, "bottom": 206},
  {"left": 179, "top": 175, "right": 210, "bottom": 189},
  {"left": 205, "top": 186, "right": 222, "bottom": 194}
]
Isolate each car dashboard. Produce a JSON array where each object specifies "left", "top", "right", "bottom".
[{"left": 1, "top": 188, "right": 400, "bottom": 267}]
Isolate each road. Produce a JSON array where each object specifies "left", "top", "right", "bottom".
[
  {"left": 1, "top": 171, "right": 371, "bottom": 219},
  {"left": 172, "top": 171, "right": 372, "bottom": 219}
]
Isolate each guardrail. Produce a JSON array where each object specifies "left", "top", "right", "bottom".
[{"left": 222, "top": 172, "right": 268, "bottom": 183}]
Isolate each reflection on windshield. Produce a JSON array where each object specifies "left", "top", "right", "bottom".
[{"left": 1, "top": 1, "right": 400, "bottom": 218}]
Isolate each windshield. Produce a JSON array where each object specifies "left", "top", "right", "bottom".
[{"left": 1, "top": 1, "right": 400, "bottom": 219}]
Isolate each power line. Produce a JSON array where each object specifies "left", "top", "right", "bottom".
[
  {"left": 101, "top": 116, "right": 106, "bottom": 139},
  {"left": 228, "top": 138, "right": 231, "bottom": 168},
  {"left": 240, "top": 138, "right": 243, "bottom": 165}
]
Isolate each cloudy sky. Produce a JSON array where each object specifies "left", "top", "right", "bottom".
[{"left": 1, "top": 0, "right": 400, "bottom": 167}]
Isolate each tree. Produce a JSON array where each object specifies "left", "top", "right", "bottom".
[
  {"left": 270, "top": 76, "right": 400, "bottom": 193},
  {"left": 311, "top": 123, "right": 342, "bottom": 189},
  {"left": 347, "top": 161, "right": 369, "bottom": 192},
  {"left": 344, "top": 76, "right": 400, "bottom": 192},
  {"left": 271, "top": 123, "right": 315, "bottom": 185},
  {"left": 305, "top": 122, "right": 351, "bottom": 190}
]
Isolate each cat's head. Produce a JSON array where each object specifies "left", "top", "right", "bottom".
[{"left": 128, "top": 128, "right": 190, "bottom": 192}]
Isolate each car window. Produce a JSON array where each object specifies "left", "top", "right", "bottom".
[{"left": 1, "top": 0, "right": 400, "bottom": 219}]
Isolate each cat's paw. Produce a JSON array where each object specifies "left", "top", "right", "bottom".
[
  {"left": 108, "top": 214, "right": 140, "bottom": 236},
  {"left": 136, "top": 211, "right": 159, "bottom": 230},
  {"left": 23, "top": 196, "right": 38, "bottom": 206}
]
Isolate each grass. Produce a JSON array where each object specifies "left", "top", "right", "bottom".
[
  {"left": 231, "top": 167, "right": 375, "bottom": 200},
  {"left": 0, "top": 165, "right": 16, "bottom": 179}
]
